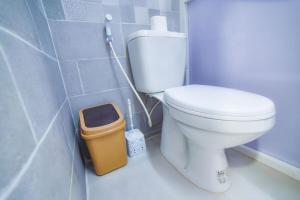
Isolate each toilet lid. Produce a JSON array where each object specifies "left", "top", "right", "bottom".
[{"left": 164, "top": 85, "right": 275, "bottom": 121}]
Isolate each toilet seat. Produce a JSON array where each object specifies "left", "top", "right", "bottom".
[
  {"left": 165, "top": 85, "right": 275, "bottom": 121},
  {"left": 167, "top": 104, "right": 275, "bottom": 135}
]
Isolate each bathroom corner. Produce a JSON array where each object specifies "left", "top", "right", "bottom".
[{"left": 0, "top": 0, "right": 184, "bottom": 199}]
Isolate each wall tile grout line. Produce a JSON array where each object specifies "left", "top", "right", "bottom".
[
  {"left": 49, "top": 19, "right": 151, "bottom": 26},
  {"left": 59, "top": 56, "right": 127, "bottom": 63},
  {"left": 60, "top": 0, "right": 67, "bottom": 20},
  {"left": 45, "top": 20, "right": 179, "bottom": 28},
  {"left": 69, "top": 86, "right": 130, "bottom": 98},
  {"left": 69, "top": 86, "right": 150, "bottom": 115},
  {"left": 50, "top": 15, "right": 179, "bottom": 25},
  {"left": 118, "top": 23, "right": 127, "bottom": 58},
  {"left": 0, "top": 98, "right": 67, "bottom": 200},
  {"left": 76, "top": 62, "right": 85, "bottom": 95},
  {"left": 39, "top": 1, "right": 77, "bottom": 129},
  {"left": 49, "top": 19, "right": 106, "bottom": 24},
  {"left": 24, "top": 0, "right": 43, "bottom": 53},
  {"left": 119, "top": 19, "right": 132, "bottom": 62},
  {"left": 0, "top": 47, "right": 38, "bottom": 144},
  {"left": 0, "top": 27, "right": 57, "bottom": 62}
]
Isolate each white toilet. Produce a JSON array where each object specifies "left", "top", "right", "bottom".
[{"left": 127, "top": 28, "right": 275, "bottom": 192}]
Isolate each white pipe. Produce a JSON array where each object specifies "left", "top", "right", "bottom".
[
  {"left": 149, "top": 101, "right": 161, "bottom": 117},
  {"left": 108, "top": 42, "right": 153, "bottom": 127}
]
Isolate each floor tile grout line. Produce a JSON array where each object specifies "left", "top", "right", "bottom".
[
  {"left": 85, "top": 159, "right": 90, "bottom": 200},
  {"left": 0, "top": 47, "right": 38, "bottom": 144},
  {"left": 68, "top": 135, "right": 77, "bottom": 200},
  {"left": 0, "top": 98, "right": 67, "bottom": 200},
  {"left": 0, "top": 27, "right": 57, "bottom": 62}
]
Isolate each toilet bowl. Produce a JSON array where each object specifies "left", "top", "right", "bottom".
[
  {"left": 126, "top": 24, "right": 276, "bottom": 192},
  {"left": 152, "top": 85, "right": 275, "bottom": 192}
]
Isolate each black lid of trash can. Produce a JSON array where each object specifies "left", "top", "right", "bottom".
[{"left": 82, "top": 104, "right": 120, "bottom": 128}]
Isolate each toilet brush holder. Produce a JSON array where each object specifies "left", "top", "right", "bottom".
[{"left": 125, "top": 129, "right": 146, "bottom": 157}]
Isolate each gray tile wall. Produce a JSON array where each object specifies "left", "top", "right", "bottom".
[
  {"left": 0, "top": 0, "right": 183, "bottom": 198},
  {"left": 45, "top": 0, "right": 182, "bottom": 138},
  {"left": 0, "top": 1, "right": 86, "bottom": 199}
]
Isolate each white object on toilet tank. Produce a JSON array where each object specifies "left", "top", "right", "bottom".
[
  {"left": 151, "top": 16, "right": 168, "bottom": 31},
  {"left": 125, "top": 129, "right": 146, "bottom": 157}
]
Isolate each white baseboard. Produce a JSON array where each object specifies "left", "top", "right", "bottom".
[{"left": 234, "top": 145, "right": 300, "bottom": 182}]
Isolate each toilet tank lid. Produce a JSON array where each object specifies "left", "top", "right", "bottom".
[
  {"left": 127, "top": 30, "right": 186, "bottom": 42},
  {"left": 164, "top": 85, "right": 276, "bottom": 121}
]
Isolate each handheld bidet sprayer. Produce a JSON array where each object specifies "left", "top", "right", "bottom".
[
  {"left": 105, "top": 14, "right": 113, "bottom": 42},
  {"left": 104, "top": 13, "right": 153, "bottom": 127}
]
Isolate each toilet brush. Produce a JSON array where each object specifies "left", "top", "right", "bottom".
[{"left": 125, "top": 99, "right": 146, "bottom": 157}]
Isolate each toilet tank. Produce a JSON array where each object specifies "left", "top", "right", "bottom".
[{"left": 127, "top": 30, "right": 186, "bottom": 94}]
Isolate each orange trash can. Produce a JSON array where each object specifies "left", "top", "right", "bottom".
[{"left": 79, "top": 103, "right": 127, "bottom": 175}]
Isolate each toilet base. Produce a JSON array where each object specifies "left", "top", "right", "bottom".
[
  {"left": 160, "top": 105, "right": 232, "bottom": 192},
  {"left": 161, "top": 138, "right": 232, "bottom": 193},
  {"left": 181, "top": 140, "right": 231, "bottom": 192}
]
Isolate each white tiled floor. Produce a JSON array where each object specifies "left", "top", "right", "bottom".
[{"left": 86, "top": 134, "right": 300, "bottom": 200}]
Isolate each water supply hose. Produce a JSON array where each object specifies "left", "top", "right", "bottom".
[
  {"left": 149, "top": 101, "right": 161, "bottom": 117},
  {"left": 108, "top": 42, "right": 153, "bottom": 127}
]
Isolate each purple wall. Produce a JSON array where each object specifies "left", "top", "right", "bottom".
[{"left": 187, "top": 0, "right": 300, "bottom": 167}]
